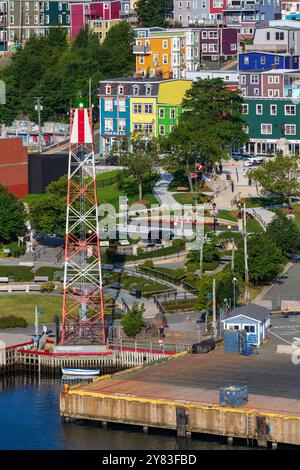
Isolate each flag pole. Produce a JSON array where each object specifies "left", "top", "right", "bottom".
[{"left": 35, "top": 305, "right": 39, "bottom": 336}]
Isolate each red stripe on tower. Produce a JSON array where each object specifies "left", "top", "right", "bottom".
[{"left": 77, "top": 108, "right": 85, "bottom": 144}]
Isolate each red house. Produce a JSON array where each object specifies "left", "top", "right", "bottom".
[
  {"left": 0, "top": 138, "right": 28, "bottom": 198},
  {"left": 70, "top": 1, "right": 121, "bottom": 38}
]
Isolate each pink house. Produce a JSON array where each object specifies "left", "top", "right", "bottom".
[{"left": 70, "top": 1, "right": 121, "bottom": 38}]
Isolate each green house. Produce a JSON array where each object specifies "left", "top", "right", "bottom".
[{"left": 243, "top": 97, "right": 300, "bottom": 156}]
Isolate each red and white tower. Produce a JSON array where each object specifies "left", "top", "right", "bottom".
[{"left": 61, "top": 106, "right": 105, "bottom": 345}]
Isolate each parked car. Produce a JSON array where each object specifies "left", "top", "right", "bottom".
[
  {"left": 232, "top": 153, "right": 252, "bottom": 161},
  {"left": 244, "top": 159, "right": 253, "bottom": 167}
]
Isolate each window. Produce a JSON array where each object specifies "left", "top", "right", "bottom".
[
  {"left": 261, "top": 124, "right": 272, "bottom": 134},
  {"left": 34, "top": 2, "right": 38, "bottom": 11},
  {"left": 242, "top": 104, "right": 249, "bottom": 114},
  {"left": 10, "top": 14, "right": 14, "bottom": 24},
  {"left": 245, "top": 325, "right": 255, "bottom": 333},
  {"left": 254, "top": 88, "right": 259, "bottom": 96},
  {"left": 118, "top": 119, "right": 126, "bottom": 132},
  {"left": 274, "top": 57, "right": 280, "bottom": 65},
  {"left": 209, "top": 31, "right": 218, "bottom": 39},
  {"left": 285, "top": 105, "right": 296, "bottom": 115},
  {"left": 261, "top": 56, "right": 266, "bottom": 65},
  {"left": 266, "top": 32, "right": 270, "bottom": 40},
  {"left": 144, "top": 123, "right": 153, "bottom": 133},
  {"left": 25, "top": 15, "right": 29, "bottom": 25},
  {"left": 9, "top": 2, "right": 14, "bottom": 10},
  {"left": 243, "top": 125, "right": 249, "bottom": 134},
  {"left": 104, "top": 99, "right": 113, "bottom": 112},
  {"left": 250, "top": 75, "right": 259, "bottom": 84},
  {"left": 145, "top": 86, "right": 151, "bottom": 96},
  {"left": 275, "top": 31, "right": 284, "bottom": 40},
  {"left": 202, "top": 44, "right": 207, "bottom": 52},
  {"left": 133, "top": 123, "right": 143, "bottom": 132},
  {"left": 133, "top": 86, "right": 139, "bottom": 96},
  {"left": 133, "top": 103, "right": 142, "bottom": 114},
  {"left": 284, "top": 124, "right": 296, "bottom": 135},
  {"left": 159, "top": 108, "right": 165, "bottom": 119},
  {"left": 268, "top": 76, "right": 274, "bottom": 84},
  {"left": 163, "top": 54, "right": 168, "bottom": 64},
  {"left": 25, "top": 2, "right": 29, "bottom": 11},
  {"left": 159, "top": 125, "right": 165, "bottom": 135},
  {"left": 163, "top": 40, "right": 168, "bottom": 49},
  {"left": 104, "top": 119, "right": 113, "bottom": 132},
  {"left": 202, "top": 31, "right": 207, "bottom": 39},
  {"left": 170, "top": 108, "right": 176, "bottom": 119},
  {"left": 45, "top": 14, "right": 49, "bottom": 24},
  {"left": 105, "top": 85, "right": 111, "bottom": 95},
  {"left": 118, "top": 99, "right": 126, "bottom": 112},
  {"left": 144, "top": 103, "right": 153, "bottom": 114},
  {"left": 256, "top": 104, "right": 263, "bottom": 115},
  {"left": 244, "top": 56, "right": 249, "bottom": 65},
  {"left": 139, "top": 55, "right": 145, "bottom": 65},
  {"left": 118, "top": 85, "right": 124, "bottom": 96},
  {"left": 274, "top": 75, "right": 280, "bottom": 84},
  {"left": 270, "top": 104, "right": 277, "bottom": 115},
  {"left": 240, "top": 75, "right": 246, "bottom": 85}
]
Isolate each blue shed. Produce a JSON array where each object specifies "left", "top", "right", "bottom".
[{"left": 222, "top": 304, "right": 271, "bottom": 347}]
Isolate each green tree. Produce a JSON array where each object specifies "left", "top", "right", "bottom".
[
  {"left": 0, "top": 186, "right": 26, "bottom": 242},
  {"left": 121, "top": 303, "right": 145, "bottom": 337},
  {"left": 196, "top": 271, "right": 240, "bottom": 311},
  {"left": 249, "top": 155, "right": 300, "bottom": 205},
  {"left": 100, "top": 22, "right": 135, "bottom": 77},
  {"left": 235, "top": 234, "right": 284, "bottom": 285},
  {"left": 111, "top": 134, "right": 159, "bottom": 200},
  {"left": 266, "top": 212, "right": 300, "bottom": 255},
  {"left": 136, "top": 0, "right": 169, "bottom": 27},
  {"left": 166, "top": 78, "right": 247, "bottom": 188},
  {"left": 29, "top": 194, "right": 66, "bottom": 234}
]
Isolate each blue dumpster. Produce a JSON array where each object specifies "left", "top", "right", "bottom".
[{"left": 219, "top": 385, "right": 248, "bottom": 406}]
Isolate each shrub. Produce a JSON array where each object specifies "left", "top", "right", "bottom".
[
  {"left": 143, "top": 260, "right": 154, "bottom": 269},
  {"left": 40, "top": 281, "right": 55, "bottom": 293},
  {"left": 136, "top": 247, "right": 144, "bottom": 256},
  {"left": 0, "top": 315, "right": 28, "bottom": 329},
  {"left": 121, "top": 303, "right": 145, "bottom": 337}
]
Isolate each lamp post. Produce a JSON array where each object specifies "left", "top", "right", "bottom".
[{"left": 232, "top": 277, "right": 237, "bottom": 309}]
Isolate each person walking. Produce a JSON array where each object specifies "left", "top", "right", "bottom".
[{"left": 231, "top": 180, "right": 235, "bottom": 193}]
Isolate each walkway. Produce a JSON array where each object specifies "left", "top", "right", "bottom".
[{"left": 153, "top": 170, "right": 182, "bottom": 209}]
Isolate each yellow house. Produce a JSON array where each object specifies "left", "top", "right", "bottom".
[
  {"left": 130, "top": 97, "right": 158, "bottom": 137},
  {"left": 88, "top": 18, "right": 121, "bottom": 44}
]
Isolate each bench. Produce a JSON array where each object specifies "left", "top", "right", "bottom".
[
  {"left": 102, "top": 264, "right": 114, "bottom": 271},
  {"left": 34, "top": 276, "right": 49, "bottom": 283},
  {"left": 0, "top": 277, "right": 9, "bottom": 283},
  {"left": 11, "top": 285, "right": 27, "bottom": 291},
  {"left": 0, "top": 286, "right": 8, "bottom": 292},
  {"left": 29, "top": 285, "right": 41, "bottom": 292}
]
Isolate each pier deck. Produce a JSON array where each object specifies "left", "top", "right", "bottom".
[{"left": 60, "top": 337, "right": 300, "bottom": 447}]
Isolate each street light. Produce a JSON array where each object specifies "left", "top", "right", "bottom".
[{"left": 232, "top": 277, "right": 237, "bottom": 309}]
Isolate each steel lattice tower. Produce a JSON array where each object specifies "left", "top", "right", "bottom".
[{"left": 61, "top": 106, "right": 105, "bottom": 344}]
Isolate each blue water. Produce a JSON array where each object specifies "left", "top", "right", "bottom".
[{"left": 0, "top": 375, "right": 245, "bottom": 450}]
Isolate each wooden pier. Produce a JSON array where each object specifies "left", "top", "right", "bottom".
[{"left": 60, "top": 350, "right": 300, "bottom": 447}]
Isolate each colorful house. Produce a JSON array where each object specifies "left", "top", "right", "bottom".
[
  {"left": 70, "top": 0, "right": 121, "bottom": 38},
  {"left": 134, "top": 27, "right": 200, "bottom": 79},
  {"left": 98, "top": 78, "right": 192, "bottom": 157},
  {"left": 157, "top": 79, "right": 192, "bottom": 137},
  {"left": 238, "top": 51, "right": 300, "bottom": 71}
]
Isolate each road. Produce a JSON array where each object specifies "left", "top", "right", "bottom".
[{"left": 262, "top": 262, "right": 300, "bottom": 307}]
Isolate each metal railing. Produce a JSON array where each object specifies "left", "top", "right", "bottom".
[{"left": 107, "top": 338, "right": 192, "bottom": 355}]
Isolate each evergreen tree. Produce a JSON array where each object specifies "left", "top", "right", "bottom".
[
  {"left": 0, "top": 186, "right": 26, "bottom": 242},
  {"left": 136, "top": 0, "right": 169, "bottom": 28}
]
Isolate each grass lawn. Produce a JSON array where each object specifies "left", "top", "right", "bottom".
[
  {"left": 35, "top": 267, "right": 63, "bottom": 281},
  {"left": 217, "top": 210, "right": 238, "bottom": 222},
  {"left": 244, "top": 197, "right": 289, "bottom": 208},
  {"left": 246, "top": 218, "right": 264, "bottom": 234},
  {"left": 173, "top": 192, "right": 212, "bottom": 205},
  {"left": 185, "top": 260, "right": 220, "bottom": 273},
  {"left": 150, "top": 266, "right": 186, "bottom": 277},
  {"left": 0, "top": 266, "right": 33, "bottom": 281},
  {"left": 23, "top": 193, "right": 49, "bottom": 203},
  {"left": 0, "top": 294, "right": 63, "bottom": 324},
  {"left": 119, "top": 275, "right": 169, "bottom": 294}
]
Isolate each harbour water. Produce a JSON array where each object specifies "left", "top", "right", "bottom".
[{"left": 0, "top": 374, "right": 247, "bottom": 450}]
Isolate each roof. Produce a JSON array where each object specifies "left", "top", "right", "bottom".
[
  {"left": 223, "top": 304, "right": 270, "bottom": 323},
  {"left": 157, "top": 80, "right": 192, "bottom": 106},
  {"left": 99, "top": 78, "right": 190, "bottom": 98}
]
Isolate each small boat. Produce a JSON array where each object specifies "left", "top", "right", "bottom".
[{"left": 61, "top": 368, "right": 100, "bottom": 377}]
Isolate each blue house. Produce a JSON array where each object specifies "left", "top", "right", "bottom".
[
  {"left": 222, "top": 304, "right": 271, "bottom": 347},
  {"left": 99, "top": 79, "right": 131, "bottom": 158},
  {"left": 238, "top": 52, "right": 300, "bottom": 71}
]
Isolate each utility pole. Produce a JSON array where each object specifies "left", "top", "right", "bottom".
[
  {"left": 243, "top": 203, "right": 249, "bottom": 302},
  {"left": 231, "top": 239, "right": 235, "bottom": 272},
  {"left": 34, "top": 97, "right": 43, "bottom": 153},
  {"left": 88, "top": 77, "right": 92, "bottom": 108},
  {"left": 199, "top": 243, "right": 203, "bottom": 279},
  {"left": 212, "top": 278, "right": 217, "bottom": 337}
]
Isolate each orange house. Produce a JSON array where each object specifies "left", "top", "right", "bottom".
[{"left": 134, "top": 28, "right": 198, "bottom": 79}]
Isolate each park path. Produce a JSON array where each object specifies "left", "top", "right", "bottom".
[{"left": 153, "top": 170, "right": 182, "bottom": 209}]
